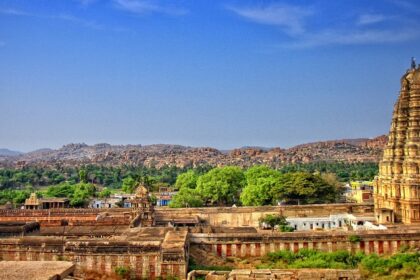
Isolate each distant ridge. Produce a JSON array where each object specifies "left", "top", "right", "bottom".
[
  {"left": 0, "top": 135, "right": 387, "bottom": 168},
  {"left": 0, "top": 148, "right": 22, "bottom": 157}
]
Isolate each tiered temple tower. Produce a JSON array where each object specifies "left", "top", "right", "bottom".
[
  {"left": 128, "top": 184, "right": 155, "bottom": 227},
  {"left": 374, "top": 59, "right": 420, "bottom": 224}
]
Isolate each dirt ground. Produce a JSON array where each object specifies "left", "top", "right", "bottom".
[{"left": 189, "top": 245, "right": 263, "bottom": 269}]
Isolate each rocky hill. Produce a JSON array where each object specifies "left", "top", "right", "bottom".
[
  {"left": 0, "top": 136, "right": 387, "bottom": 169},
  {"left": 0, "top": 149, "right": 22, "bottom": 157}
]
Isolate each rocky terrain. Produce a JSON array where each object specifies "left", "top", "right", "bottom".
[{"left": 0, "top": 136, "right": 387, "bottom": 169}]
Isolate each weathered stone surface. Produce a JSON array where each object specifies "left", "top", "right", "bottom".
[
  {"left": 188, "top": 269, "right": 361, "bottom": 280},
  {"left": 0, "top": 261, "right": 75, "bottom": 280},
  {"left": 374, "top": 64, "right": 420, "bottom": 224}
]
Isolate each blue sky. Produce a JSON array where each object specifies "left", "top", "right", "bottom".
[{"left": 0, "top": 0, "right": 419, "bottom": 152}]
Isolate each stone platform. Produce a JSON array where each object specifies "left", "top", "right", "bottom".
[{"left": 0, "top": 261, "right": 75, "bottom": 280}]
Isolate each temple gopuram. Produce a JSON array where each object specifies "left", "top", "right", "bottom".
[{"left": 374, "top": 59, "right": 420, "bottom": 224}]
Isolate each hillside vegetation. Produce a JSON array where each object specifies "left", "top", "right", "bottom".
[{"left": 0, "top": 162, "right": 378, "bottom": 206}]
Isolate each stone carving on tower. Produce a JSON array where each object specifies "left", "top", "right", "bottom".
[
  {"left": 128, "top": 184, "right": 155, "bottom": 227},
  {"left": 374, "top": 59, "right": 420, "bottom": 224}
]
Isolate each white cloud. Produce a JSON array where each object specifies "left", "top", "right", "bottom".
[
  {"left": 357, "top": 14, "right": 386, "bottom": 25},
  {"left": 228, "top": 3, "right": 419, "bottom": 48},
  {"left": 52, "top": 14, "right": 103, "bottom": 30},
  {"left": 77, "top": 0, "right": 99, "bottom": 6},
  {"left": 388, "top": 0, "right": 420, "bottom": 14},
  {"left": 0, "top": 8, "right": 32, "bottom": 16},
  {"left": 227, "top": 4, "right": 313, "bottom": 35},
  {"left": 283, "top": 28, "right": 420, "bottom": 49},
  {"left": 0, "top": 7, "right": 103, "bottom": 30},
  {"left": 114, "top": 0, "right": 188, "bottom": 16}
]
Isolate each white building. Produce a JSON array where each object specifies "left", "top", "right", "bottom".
[{"left": 286, "top": 213, "right": 387, "bottom": 231}]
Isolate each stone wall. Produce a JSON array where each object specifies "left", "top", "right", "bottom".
[
  {"left": 0, "top": 203, "right": 373, "bottom": 228},
  {"left": 0, "top": 208, "right": 132, "bottom": 227},
  {"left": 189, "top": 229, "right": 420, "bottom": 259},
  {"left": 155, "top": 203, "right": 374, "bottom": 227},
  {"left": 187, "top": 269, "right": 361, "bottom": 280},
  {"left": 0, "top": 230, "right": 188, "bottom": 280}
]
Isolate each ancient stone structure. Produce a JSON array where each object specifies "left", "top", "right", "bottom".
[
  {"left": 0, "top": 222, "right": 40, "bottom": 237},
  {"left": 129, "top": 184, "right": 155, "bottom": 227},
  {"left": 189, "top": 228, "right": 420, "bottom": 258},
  {"left": 0, "top": 208, "right": 132, "bottom": 227},
  {"left": 0, "top": 228, "right": 189, "bottom": 279},
  {"left": 188, "top": 269, "right": 361, "bottom": 280},
  {"left": 24, "top": 193, "right": 69, "bottom": 210},
  {"left": 154, "top": 203, "right": 373, "bottom": 228},
  {"left": 374, "top": 61, "right": 420, "bottom": 224},
  {"left": 0, "top": 202, "right": 418, "bottom": 279},
  {"left": 0, "top": 261, "right": 75, "bottom": 280}
]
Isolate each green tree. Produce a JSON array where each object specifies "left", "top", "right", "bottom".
[
  {"left": 169, "top": 188, "right": 204, "bottom": 208},
  {"left": 70, "top": 183, "right": 96, "bottom": 207},
  {"left": 320, "top": 172, "right": 344, "bottom": 199},
  {"left": 271, "top": 172, "right": 338, "bottom": 205},
  {"left": 79, "top": 169, "right": 88, "bottom": 183},
  {"left": 46, "top": 183, "right": 75, "bottom": 198},
  {"left": 122, "top": 177, "right": 137, "bottom": 194},
  {"left": 196, "top": 166, "right": 245, "bottom": 206},
  {"left": 12, "top": 190, "right": 30, "bottom": 204},
  {"left": 259, "top": 214, "right": 288, "bottom": 228},
  {"left": 240, "top": 166, "right": 281, "bottom": 206},
  {"left": 259, "top": 214, "right": 294, "bottom": 232},
  {"left": 99, "top": 187, "right": 112, "bottom": 198},
  {"left": 175, "top": 170, "right": 198, "bottom": 190}
]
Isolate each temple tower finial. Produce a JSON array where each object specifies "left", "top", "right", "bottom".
[{"left": 411, "top": 57, "right": 416, "bottom": 70}]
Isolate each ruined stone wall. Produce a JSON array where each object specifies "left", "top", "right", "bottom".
[
  {"left": 156, "top": 204, "right": 374, "bottom": 227},
  {"left": 189, "top": 229, "right": 420, "bottom": 259},
  {"left": 0, "top": 204, "right": 373, "bottom": 228},
  {"left": 188, "top": 269, "right": 361, "bottom": 280},
  {"left": 0, "top": 209, "right": 132, "bottom": 227},
  {"left": 0, "top": 237, "right": 187, "bottom": 279}
]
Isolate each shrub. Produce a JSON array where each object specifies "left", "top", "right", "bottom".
[
  {"left": 348, "top": 235, "right": 361, "bottom": 243},
  {"left": 290, "top": 258, "right": 330, "bottom": 268},
  {"left": 279, "top": 225, "right": 295, "bottom": 232},
  {"left": 259, "top": 249, "right": 419, "bottom": 279},
  {"left": 114, "top": 266, "right": 130, "bottom": 278}
]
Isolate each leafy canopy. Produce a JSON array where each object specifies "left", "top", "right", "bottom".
[
  {"left": 241, "top": 166, "right": 282, "bottom": 206},
  {"left": 175, "top": 170, "right": 198, "bottom": 190},
  {"left": 196, "top": 166, "right": 245, "bottom": 206},
  {"left": 169, "top": 188, "right": 203, "bottom": 208}
]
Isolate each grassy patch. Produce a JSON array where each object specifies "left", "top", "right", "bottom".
[{"left": 257, "top": 249, "right": 419, "bottom": 279}]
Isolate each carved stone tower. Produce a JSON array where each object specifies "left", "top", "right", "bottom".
[
  {"left": 129, "top": 184, "right": 155, "bottom": 227},
  {"left": 374, "top": 59, "right": 420, "bottom": 224}
]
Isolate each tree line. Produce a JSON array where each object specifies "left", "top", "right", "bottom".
[
  {"left": 0, "top": 165, "right": 209, "bottom": 206},
  {"left": 278, "top": 162, "right": 378, "bottom": 182},
  {"left": 0, "top": 165, "right": 209, "bottom": 190},
  {"left": 169, "top": 165, "right": 343, "bottom": 208},
  {"left": 0, "top": 162, "right": 377, "bottom": 191},
  {"left": 0, "top": 162, "right": 377, "bottom": 207}
]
